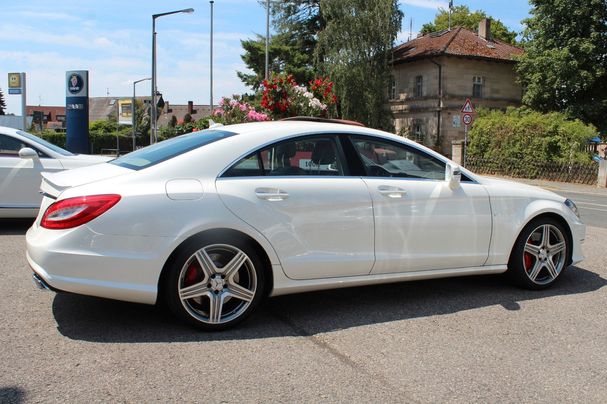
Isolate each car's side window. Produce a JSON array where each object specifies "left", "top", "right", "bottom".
[
  {"left": 0, "top": 134, "right": 27, "bottom": 156},
  {"left": 223, "top": 136, "right": 344, "bottom": 177},
  {"left": 223, "top": 153, "right": 263, "bottom": 177},
  {"left": 350, "top": 136, "right": 446, "bottom": 180}
]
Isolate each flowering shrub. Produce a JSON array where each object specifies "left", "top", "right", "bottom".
[
  {"left": 261, "top": 74, "right": 338, "bottom": 119},
  {"left": 212, "top": 94, "right": 269, "bottom": 124}
]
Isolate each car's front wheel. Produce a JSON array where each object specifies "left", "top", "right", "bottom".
[
  {"left": 508, "top": 217, "right": 570, "bottom": 289},
  {"left": 165, "top": 235, "right": 265, "bottom": 330}
]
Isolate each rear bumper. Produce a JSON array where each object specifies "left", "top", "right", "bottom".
[{"left": 26, "top": 224, "right": 170, "bottom": 305}]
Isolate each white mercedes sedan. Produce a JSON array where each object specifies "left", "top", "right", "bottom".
[
  {"left": 26, "top": 119, "right": 585, "bottom": 330},
  {"left": 0, "top": 126, "right": 112, "bottom": 218}
]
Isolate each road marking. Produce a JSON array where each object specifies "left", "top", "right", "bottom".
[
  {"left": 579, "top": 206, "right": 607, "bottom": 213},
  {"left": 576, "top": 201, "right": 607, "bottom": 208},
  {"left": 553, "top": 189, "right": 607, "bottom": 197}
]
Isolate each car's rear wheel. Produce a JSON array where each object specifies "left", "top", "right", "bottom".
[
  {"left": 508, "top": 217, "right": 569, "bottom": 289},
  {"left": 165, "top": 235, "right": 265, "bottom": 330}
]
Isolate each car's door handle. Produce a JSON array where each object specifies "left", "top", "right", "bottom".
[
  {"left": 378, "top": 185, "right": 407, "bottom": 198},
  {"left": 255, "top": 187, "right": 289, "bottom": 201}
]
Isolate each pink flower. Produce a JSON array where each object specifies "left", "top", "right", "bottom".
[
  {"left": 213, "top": 108, "right": 224, "bottom": 116},
  {"left": 246, "top": 109, "right": 269, "bottom": 121}
]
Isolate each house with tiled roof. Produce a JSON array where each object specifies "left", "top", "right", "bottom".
[{"left": 388, "top": 19, "right": 523, "bottom": 157}]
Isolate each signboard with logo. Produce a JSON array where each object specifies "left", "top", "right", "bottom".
[
  {"left": 8, "top": 73, "right": 22, "bottom": 94},
  {"left": 66, "top": 70, "right": 89, "bottom": 153},
  {"left": 118, "top": 99, "right": 133, "bottom": 125},
  {"left": 7, "top": 72, "right": 27, "bottom": 129}
]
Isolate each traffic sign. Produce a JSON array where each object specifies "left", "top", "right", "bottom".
[
  {"left": 463, "top": 113, "right": 472, "bottom": 125},
  {"left": 461, "top": 98, "right": 474, "bottom": 114}
]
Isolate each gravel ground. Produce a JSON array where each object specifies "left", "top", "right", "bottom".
[{"left": 1, "top": 219, "right": 606, "bottom": 403}]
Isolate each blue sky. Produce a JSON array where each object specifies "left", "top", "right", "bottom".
[{"left": 1, "top": 0, "right": 532, "bottom": 115}]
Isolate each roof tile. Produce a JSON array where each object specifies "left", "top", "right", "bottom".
[{"left": 393, "top": 27, "right": 523, "bottom": 63}]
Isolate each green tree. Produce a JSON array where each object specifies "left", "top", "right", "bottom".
[
  {"left": 237, "top": 32, "right": 314, "bottom": 90},
  {"left": 270, "top": 0, "right": 323, "bottom": 59},
  {"left": 516, "top": 0, "right": 607, "bottom": 133},
  {"left": 0, "top": 87, "right": 6, "bottom": 115},
  {"left": 316, "top": 0, "right": 403, "bottom": 129},
  {"left": 238, "top": 1, "right": 322, "bottom": 91},
  {"left": 420, "top": 5, "right": 518, "bottom": 44}
]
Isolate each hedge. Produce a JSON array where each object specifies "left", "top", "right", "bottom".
[{"left": 467, "top": 107, "right": 597, "bottom": 166}]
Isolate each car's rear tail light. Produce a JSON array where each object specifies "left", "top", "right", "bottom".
[{"left": 41, "top": 194, "right": 121, "bottom": 229}]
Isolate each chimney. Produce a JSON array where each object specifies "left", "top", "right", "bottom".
[
  {"left": 478, "top": 18, "right": 491, "bottom": 41},
  {"left": 187, "top": 101, "right": 193, "bottom": 115}
]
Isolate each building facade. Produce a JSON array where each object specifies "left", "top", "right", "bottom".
[{"left": 389, "top": 19, "right": 523, "bottom": 158}]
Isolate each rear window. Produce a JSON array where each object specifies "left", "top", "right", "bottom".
[
  {"left": 110, "top": 129, "right": 237, "bottom": 170},
  {"left": 17, "top": 130, "right": 74, "bottom": 156}
]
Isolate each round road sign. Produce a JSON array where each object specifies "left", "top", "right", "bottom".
[{"left": 463, "top": 114, "right": 472, "bottom": 125}]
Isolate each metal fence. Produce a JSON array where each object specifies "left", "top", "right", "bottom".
[{"left": 464, "top": 157, "right": 599, "bottom": 185}]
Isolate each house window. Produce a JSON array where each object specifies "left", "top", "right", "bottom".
[
  {"left": 411, "top": 119, "right": 424, "bottom": 143},
  {"left": 388, "top": 76, "right": 396, "bottom": 100},
  {"left": 415, "top": 76, "right": 424, "bottom": 97},
  {"left": 473, "top": 76, "right": 484, "bottom": 98}
]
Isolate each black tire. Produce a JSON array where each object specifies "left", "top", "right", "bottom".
[
  {"left": 165, "top": 234, "right": 266, "bottom": 331},
  {"left": 507, "top": 217, "right": 570, "bottom": 290}
]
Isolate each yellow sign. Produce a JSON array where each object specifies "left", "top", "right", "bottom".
[
  {"left": 118, "top": 99, "right": 133, "bottom": 125},
  {"left": 8, "top": 73, "right": 21, "bottom": 89}
]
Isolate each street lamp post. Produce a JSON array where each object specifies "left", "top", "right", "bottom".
[
  {"left": 151, "top": 8, "right": 194, "bottom": 145},
  {"left": 210, "top": 0, "right": 214, "bottom": 113},
  {"left": 265, "top": 0, "right": 270, "bottom": 80},
  {"left": 133, "top": 77, "right": 151, "bottom": 151}
]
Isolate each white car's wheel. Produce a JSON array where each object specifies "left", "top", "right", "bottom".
[
  {"left": 508, "top": 217, "right": 570, "bottom": 289},
  {"left": 165, "top": 235, "right": 265, "bottom": 330}
]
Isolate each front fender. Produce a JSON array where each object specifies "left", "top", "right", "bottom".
[{"left": 485, "top": 197, "right": 584, "bottom": 266}]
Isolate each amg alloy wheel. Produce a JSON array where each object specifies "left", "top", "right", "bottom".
[
  {"left": 508, "top": 217, "right": 569, "bottom": 289},
  {"left": 166, "top": 236, "right": 265, "bottom": 330}
]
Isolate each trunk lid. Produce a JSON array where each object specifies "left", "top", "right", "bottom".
[{"left": 40, "top": 163, "right": 132, "bottom": 198}]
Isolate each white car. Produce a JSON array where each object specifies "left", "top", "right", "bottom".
[
  {"left": 0, "top": 126, "right": 112, "bottom": 218},
  {"left": 26, "top": 119, "right": 585, "bottom": 330}
]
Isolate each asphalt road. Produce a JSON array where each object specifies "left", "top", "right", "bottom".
[
  {"left": 554, "top": 190, "right": 607, "bottom": 229},
  {"left": 1, "top": 219, "right": 606, "bottom": 403}
]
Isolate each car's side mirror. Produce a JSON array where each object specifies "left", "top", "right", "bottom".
[
  {"left": 445, "top": 162, "right": 461, "bottom": 189},
  {"left": 19, "top": 147, "right": 39, "bottom": 159}
]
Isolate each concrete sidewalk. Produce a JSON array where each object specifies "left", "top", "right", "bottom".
[{"left": 487, "top": 175, "right": 607, "bottom": 196}]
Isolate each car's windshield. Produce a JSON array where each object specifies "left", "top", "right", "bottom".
[
  {"left": 110, "top": 129, "right": 237, "bottom": 170},
  {"left": 17, "top": 130, "right": 75, "bottom": 156}
]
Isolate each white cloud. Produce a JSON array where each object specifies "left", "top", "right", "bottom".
[
  {"left": 16, "top": 11, "right": 80, "bottom": 21},
  {"left": 400, "top": 0, "right": 448, "bottom": 10}
]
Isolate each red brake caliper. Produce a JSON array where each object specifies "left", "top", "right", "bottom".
[
  {"left": 524, "top": 244, "right": 534, "bottom": 270},
  {"left": 184, "top": 263, "right": 199, "bottom": 286}
]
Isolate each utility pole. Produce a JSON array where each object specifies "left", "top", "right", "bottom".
[
  {"left": 210, "top": 0, "right": 214, "bottom": 112},
  {"left": 448, "top": 0, "right": 453, "bottom": 31},
  {"left": 265, "top": 0, "right": 270, "bottom": 80}
]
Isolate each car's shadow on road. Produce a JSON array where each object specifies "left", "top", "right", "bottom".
[
  {"left": 0, "top": 219, "right": 34, "bottom": 235},
  {"left": 52, "top": 265, "right": 606, "bottom": 342}
]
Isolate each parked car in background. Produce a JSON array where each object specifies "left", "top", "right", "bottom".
[
  {"left": 26, "top": 119, "right": 585, "bottom": 331},
  {"left": 0, "top": 126, "right": 112, "bottom": 218}
]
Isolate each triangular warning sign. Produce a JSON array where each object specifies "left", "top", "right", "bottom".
[{"left": 461, "top": 99, "right": 474, "bottom": 113}]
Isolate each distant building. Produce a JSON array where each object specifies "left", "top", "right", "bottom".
[
  {"left": 388, "top": 19, "right": 523, "bottom": 157},
  {"left": 26, "top": 106, "right": 66, "bottom": 131},
  {"left": 27, "top": 98, "right": 211, "bottom": 130}
]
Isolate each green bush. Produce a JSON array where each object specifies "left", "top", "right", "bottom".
[{"left": 468, "top": 107, "right": 597, "bottom": 165}]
